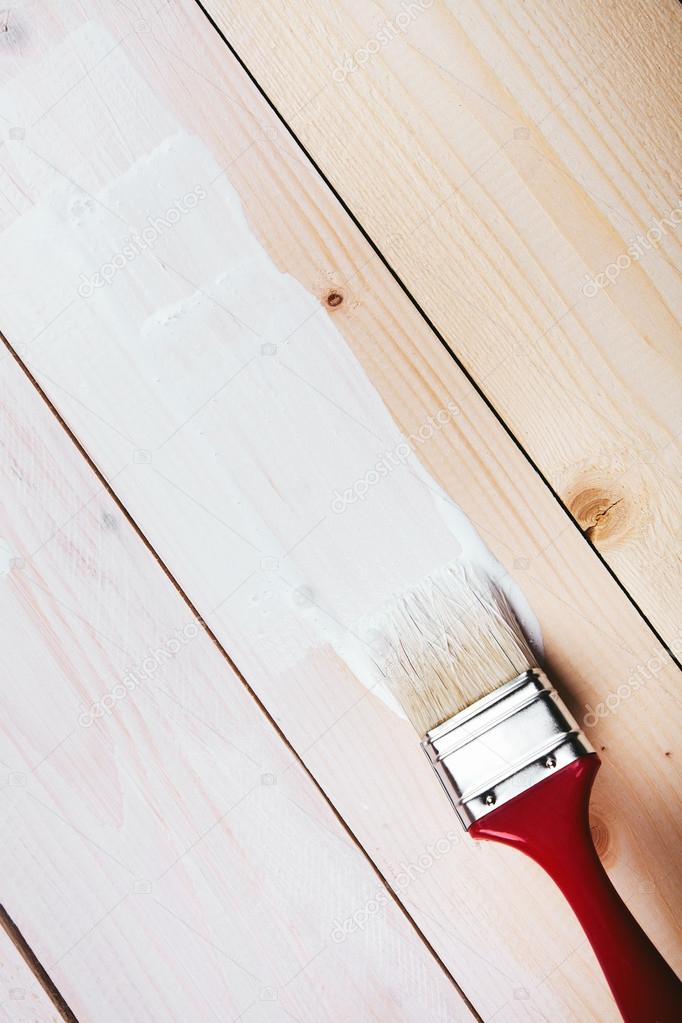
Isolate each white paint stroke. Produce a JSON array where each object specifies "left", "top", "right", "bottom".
[
  {"left": 0, "top": 21, "right": 542, "bottom": 719},
  {"left": 0, "top": 539, "right": 18, "bottom": 578}
]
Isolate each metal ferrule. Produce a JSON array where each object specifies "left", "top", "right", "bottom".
[{"left": 421, "top": 669, "right": 593, "bottom": 829}]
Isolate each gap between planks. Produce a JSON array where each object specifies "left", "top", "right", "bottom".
[
  {"left": 2, "top": 3, "right": 678, "bottom": 1017},
  {"left": 193, "top": 0, "right": 682, "bottom": 672},
  {"left": 0, "top": 332, "right": 485, "bottom": 1023},
  {"left": 0, "top": 906, "right": 79, "bottom": 1023}
]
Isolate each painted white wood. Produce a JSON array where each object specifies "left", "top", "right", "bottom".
[
  {"left": 0, "top": 2, "right": 680, "bottom": 1021},
  {"left": 0, "top": 923, "right": 61, "bottom": 1023},
  {"left": 206, "top": 0, "right": 682, "bottom": 648},
  {"left": 0, "top": 349, "right": 474, "bottom": 1022}
]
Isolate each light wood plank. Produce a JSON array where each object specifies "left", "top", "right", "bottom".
[
  {"left": 0, "top": 359, "right": 473, "bottom": 1021},
  {"left": 0, "top": 913, "right": 64, "bottom": 1023},
  {"left": 0, "top": 1, "right": 680, "bottom": 1020},
  {"left": 204, "top": 0, "right": 682, "bottom": 648}
]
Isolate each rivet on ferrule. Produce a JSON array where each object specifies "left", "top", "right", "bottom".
[{"left": 421, "top": 669, "right": 594, "bottom": 829}]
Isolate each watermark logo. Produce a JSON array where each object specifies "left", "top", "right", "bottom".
[
  {"left": 331, "top": 400, "right": 459, "bottom": 513},
  {"left": 77, "top": 186, "right": 207, "bottom": 297},
  {"left": 581, "top": 201, "right": 682, "bottom": 298},
  {"left": 331, "top": 0, "right": 434, "bottom": 82},
  {"left": 78, "top": 621, "right": 199, "bottom": 726},
  {"left": 331, "top": 831, "right": 459, "bottom": 942},
  {"left": 583, "top": 629, "right": 682, "bottom": 727}
]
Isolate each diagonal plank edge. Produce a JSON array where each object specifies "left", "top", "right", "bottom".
[
  {"left": 0, "top": 1, "right": 680, "bottom": 1020},
  {"left": 0, "top": 344, "right": 477, "bottom": 1022},
  {"left": 201, "top": 0, "right": 682, "bottom": 652},
  {"left": 0, "top": 906, "right": 78, "bottom": 1023},
  {"left": 2, "top": 334, "right": 482, "bottom": 1023}
]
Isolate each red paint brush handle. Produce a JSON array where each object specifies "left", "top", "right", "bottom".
[{"left": 470, "top": 755, "right": 682, "bottom": 1022}]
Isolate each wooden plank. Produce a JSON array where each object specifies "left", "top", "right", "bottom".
[
  {"left": 0, "top": 1, "right": 680, "bottom": 1019},
  {"left": 202, "top": 0, "right": 682, "bottom": 649},
  {"left": 0, "top": 362, "right": 474, "bottom": 1022},
  {"left": 0, "top": 911, "right": 66, "bottom": 1023}
]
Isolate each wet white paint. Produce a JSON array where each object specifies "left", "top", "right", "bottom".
[
  {"left": 0, "top": 21, "right": 542, "bottom": 718},
  {"left": 0, "top": 539, "right": 17, "bottom": 578}
]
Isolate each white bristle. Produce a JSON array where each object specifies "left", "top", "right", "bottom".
[{"left": 371, "top": 562, "right": 535, "bottom": 736}]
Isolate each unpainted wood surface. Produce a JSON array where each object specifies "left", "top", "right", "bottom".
[
  {"left": 206, "top": 0, "right": 682, "bottom": 648},
  {"left": 0, "top": 2, "right": 680, "bottom": 1021}
]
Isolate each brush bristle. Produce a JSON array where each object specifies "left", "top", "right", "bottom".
[{"left": 371, "top": 563, "right": 535, "bottom": 736}]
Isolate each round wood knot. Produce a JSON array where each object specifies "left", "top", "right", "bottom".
[
  {"left": 566, "top": 484, "right": 631, "bottom": 547},
  {"left": 325, "top": 290, "right": 343, "bottom": 309},
  {"left": 589, "top": 814, "right": 615, "bottom": 866}
]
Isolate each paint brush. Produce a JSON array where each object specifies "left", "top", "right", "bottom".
[{"left": 374, "top": 562, "right": 682, "bottom": 1023}]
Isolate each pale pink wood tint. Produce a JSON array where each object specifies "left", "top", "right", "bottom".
[
  {"left": 0, "top": 352, "right": 471, "bottom": 1022},
  {"left": 0, "top": 1, "right": 680, "bottom": 1020}
]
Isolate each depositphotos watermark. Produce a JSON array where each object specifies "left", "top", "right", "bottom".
[
  {"left": 581, "top": 201, "right": 682, "bottom": 298},
  {"left": 331, "top": 0, "right": 434, "bottom": 82},
  {"left": 331, "top": 400, "right": 459, "bottom": 513},
  {"left": 583, "top": 629, "right": 682, "bottom": 727},
  {"left": 76, "top": 185, "right": 207, "bottom": 298},
  {"left": 331, "top": 831, "right": 459, "bottom": 943},
  {"left": 78, "top": 621, "right": 200, "bottom": 727}
]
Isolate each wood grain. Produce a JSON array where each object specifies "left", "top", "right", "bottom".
[
  {"left": 0, "top": 1, "right": 680, "bottom": 1020},
  {"left": 0, "top": 351, "right": 474, "bottom": 1022},
  {"left": 0, "top": 911, "right": 65, "bottom": 1023},
  {"left": 204, "top": 0, "right": 682, "bottom": 649}
]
